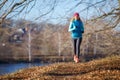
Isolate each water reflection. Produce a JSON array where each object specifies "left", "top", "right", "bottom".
[{"left": 0, "top": 63, "right": 48, "bottom": 75}]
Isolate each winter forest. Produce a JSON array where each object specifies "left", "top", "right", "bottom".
[{"left": 0, "top": 0, "right": 120, "bottom": 62}]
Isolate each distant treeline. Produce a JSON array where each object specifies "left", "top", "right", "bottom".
[{"left": 0, "top": 19, "right": 120, "bottom": 62}]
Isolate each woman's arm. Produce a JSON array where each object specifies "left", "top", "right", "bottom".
[
  {"left": 68, "top": 22, "right": 76, "bottom": 32},
  {"left": 81, "top": 22, "right": 84, "bottom": 33}
]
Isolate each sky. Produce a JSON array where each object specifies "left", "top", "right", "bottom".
[
  {"left": 8, "top": 0, "right": 97, "bottom": 24},
  {"left": 2, "top": 0, "right": 119, "bottom": 25}
]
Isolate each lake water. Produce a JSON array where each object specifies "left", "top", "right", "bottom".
[{"left": 0, "top": 63, "right": 48, "bottom": 76}]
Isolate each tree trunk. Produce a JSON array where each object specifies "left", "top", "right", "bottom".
[
  {"left": 58, "top": 32, "right": 61, "bottom": 56},
  {"left": 94, "top": 33, "right": 98, "bottom": 55}
]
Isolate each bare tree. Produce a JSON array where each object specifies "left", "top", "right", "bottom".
[
  {"left": 1, "top": 0, "right": 119, "bottom": 28},
  {"left": 0, "top": 0, "right": 32, "bottom": 24},
  {"left": 0, "top": 0, "right": 58, "bottom": 26}
]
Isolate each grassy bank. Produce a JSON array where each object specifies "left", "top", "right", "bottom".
[{"left": 0, "top": 55, "right": 120, "bottom": 80}]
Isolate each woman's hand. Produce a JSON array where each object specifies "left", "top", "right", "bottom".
[{"left": 81, "top": 31, "right": 84, "bottom": 33}]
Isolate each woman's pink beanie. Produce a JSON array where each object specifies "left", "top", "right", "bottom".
[{"left": 74, "top": 12, "right": 79, "bottom": 17}]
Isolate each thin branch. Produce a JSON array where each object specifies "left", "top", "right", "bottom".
[
  {"left": 80, "top": 0, "right": 106, "bottom": 13},
  {"left": 35, "top": 0, "right": 57, "bottom": 20},
  {"left": 0, "top": 0, "right": 8, "bottom": 10},
  {"left": 68, "top": 0, "right": 106, "bottom": 13},
  {"left": 27, "top": 0, "right": 36, "bottom": 14},
  {"left": 90, "top": 8, "right": 120, "bottom": 21},
  {"left": 8, "top": 0, "right": 36, "bottom": 19},
  {"left": 1, "top": 0, "right": 27, "bottom": 20}
]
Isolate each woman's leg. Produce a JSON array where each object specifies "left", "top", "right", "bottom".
[
  {"left": 76, "top": 38, "right": 82, "bottom": 59},
  {"left": 72, "top": 38, "right": 77, "bottom": 62},
  {"left": 72, "top": 38, "right": 77, "bottom": 55}
]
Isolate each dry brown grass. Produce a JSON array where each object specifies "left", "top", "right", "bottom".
[{"left": 0, "top": 55, "right": 120, "bottom": 80}]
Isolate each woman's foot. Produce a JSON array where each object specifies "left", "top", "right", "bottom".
[
  {"left": 75, "top": 57, "right": 79, "bottom": 63},
  {"left": 74, "top": 55, "right": 77, "bottom": 61},
  {"left": 74, "top": 55, "right": 79, "bottom": 63}
]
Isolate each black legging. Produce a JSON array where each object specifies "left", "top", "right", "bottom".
[{"left": 72, "top": 38, "right": 82, "bottom": 59}]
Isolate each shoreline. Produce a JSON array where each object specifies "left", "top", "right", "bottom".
[
  {"left": 0, "top": 55, "right": 120, "bottom": 80},
  {"left": 0, "top": 53, "right": 108, "bottom": 63}
]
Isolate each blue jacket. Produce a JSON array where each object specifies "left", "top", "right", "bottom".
[{"left": 68, "top": 20, "right": 84, "bottom": 39}]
